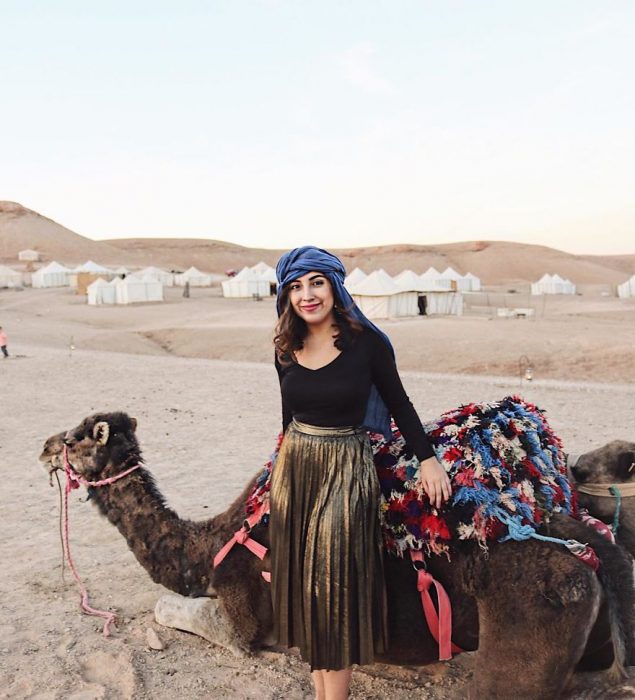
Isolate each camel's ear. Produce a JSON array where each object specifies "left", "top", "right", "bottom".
[
  {"left": 618, "top": 451, "right": 635, "bottom": 480},
  {"left": 93, "top": 421, "right": 110, "bottom": 446},
  {"left": 129, "top": 417, "right": 137, "bottom": 433}
]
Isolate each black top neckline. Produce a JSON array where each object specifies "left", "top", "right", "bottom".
[{"left": 293, "top": 349, "right": 344, "bottom": 372}]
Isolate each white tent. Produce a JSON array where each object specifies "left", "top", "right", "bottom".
[
  {"left": 424, "top": 292, "right": 464, "bottom": 316},
  {"left": 348, "top": 270, "right": 417, "bottom": 318},
  {"left": 87, "top": 277, "right": 117, "bottom": 305},
  {"left": 392, "top": 269, "right": 464, "bottom": 315},
  {"left": 175, "top": 266, "right": 215, "bottom": 287},
  {"left": 69, "top": 260, "right": 113, "bottom": 288},
  {"left": 251, "top": 263, "right": 277, "bottom": 293},
  {"left": 221, "top": 266, "right": 270, "bottom": 298},
  {"left": 74, "top": 260, "right": 112, "bottom": 274},
  {"left": 0, "top": 265, "right": 22, "bottom": 288},
  {"left": 394, "top": 269, "right": 428, "bottom": 292},
  {"left": 32, "top": 261, "right": 72, "bottom": 288},
  {"left": 115, "top": 275, "right": 163, "bottom": 304},
  {"left": 617, "top": 274, "right": 635, "bottom": 298},
  {"left": 419, "top": 267, "right": 453, "bottom": 291},
  {"left": 18, "top": 249, "right": 40, "bottom": 262},
  {"left": 134, "top": 266, "right": 175, "bottom": 286},
  {"left": 113, "top": 266, "right": 129, "bottom": 276},
  {"left": 557, "top": 275, "right": 575, "bottom": 295},
  {"left": 531, "top": 273, "right": 552, "bottom": 295},
  {"left": 531, "top": 273, "right": 576, "bottom": 295},
  {"left": 344, "top": 267, "right": 367, "bottom": 289},
  {"left": 463, "top": 272, "right": 482, "bottom": 291},
  {"left": 440, "top": 266, "right": 471, "bottom": 291},
  {"left": 251, "top": 261, "right": 275, "bottom": 276}
]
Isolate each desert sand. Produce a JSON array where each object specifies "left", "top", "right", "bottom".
[{"left": 1, "top": 283, "right": 635, "bottom": 699}]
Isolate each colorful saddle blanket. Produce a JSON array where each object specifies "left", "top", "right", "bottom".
[{"left": 245, "top": 396, "right": 576, "bottom": 557}]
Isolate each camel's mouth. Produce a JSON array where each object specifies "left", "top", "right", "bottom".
[{"left": 39, "top": 453, "right": 63, "bottom": 475}]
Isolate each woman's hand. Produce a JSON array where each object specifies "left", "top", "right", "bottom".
[{"left": 417, "top": 456, "right": 452, "bottom": 509}]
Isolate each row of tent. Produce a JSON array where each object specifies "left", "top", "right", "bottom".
[
  {"left": 87, "top": 276, "right": 163, "bottom": 305},
  {"left": 343, "top": 268, "right": 466, "bottom": 318},
  {"left": 530, "top": 274, "right": 576, "bottom": 295},
  {"left": 345, "top": 266, "right": 481, "bottom": 293},
  {"left": 220, "top": 264, "right": 482, "bottom": 299},
  {"left": 27, "top": 261, "right": 223, "bottom": 288}
]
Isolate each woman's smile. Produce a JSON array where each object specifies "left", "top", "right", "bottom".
[{"left": 288, "top": 271, "right": 335, "bottom": 324}]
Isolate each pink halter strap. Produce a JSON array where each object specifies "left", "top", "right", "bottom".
[{"left": 61, "top": 445, "right": 141, "bottom": 635}]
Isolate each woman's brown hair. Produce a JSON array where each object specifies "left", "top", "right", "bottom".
[{"left": 274, "top": 282, "right": 363, "bottom": 362}]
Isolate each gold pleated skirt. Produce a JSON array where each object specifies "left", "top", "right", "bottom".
[{"left": 269, "top": 420, "right": 388, "bottom": 671}]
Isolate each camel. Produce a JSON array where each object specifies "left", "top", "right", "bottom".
[
  {"left": 568, "top": 441, "right": 635, "bottom": 557},
  {"left": 40, "top": 413, "right": 635, "bottom": 700}
]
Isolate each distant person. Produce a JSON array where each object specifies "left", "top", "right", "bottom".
[{"left": 0, "top": 326, "right": 8, "bottom": 358}]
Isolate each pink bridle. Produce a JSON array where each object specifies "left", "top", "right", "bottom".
[{"left": 61, "top": 445, "right": 141, "bottom": 635}]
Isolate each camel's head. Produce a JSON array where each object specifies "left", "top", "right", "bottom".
[
  {"left": 39, "top": 431, "right": 67, "bottom": 474},
  {"left": 569, "top": 440, "right": 635, "bottom": 520},
  {"left": 63, "top": 412, "right": 139, "bottom": 478},
  {"left": 569, "top": 440, "right": 635, "bottom": 486}
]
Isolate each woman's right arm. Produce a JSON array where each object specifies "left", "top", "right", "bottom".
[{"left": 275, "top": 355, "right": 292, "bottom": 433}]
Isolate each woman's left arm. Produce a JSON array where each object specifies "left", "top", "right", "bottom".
[{"left": 369, "top": 334, "right": 451, "bottom": 509}]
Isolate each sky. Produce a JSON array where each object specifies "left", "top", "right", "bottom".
[{"left": 1, "top": 1, "right": 634, "bottom": 255}]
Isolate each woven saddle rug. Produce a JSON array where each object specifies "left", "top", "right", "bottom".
[{"left": 245, "top": 396, "right": 576, "bottom": 558}]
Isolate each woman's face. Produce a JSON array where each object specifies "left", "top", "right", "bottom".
[{"left": 287, "top": 271, "right": 335, "bottom": 326}]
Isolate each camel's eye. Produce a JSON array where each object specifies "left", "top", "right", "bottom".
[{"left": 63, "top": 436, "right": 77, "bottom": 447}]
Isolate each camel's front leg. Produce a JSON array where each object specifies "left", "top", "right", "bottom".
[{"left": 155, "top": 594, "right": 251, "bottom": 658}]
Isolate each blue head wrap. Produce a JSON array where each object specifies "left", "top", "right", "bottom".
[{"left": 276, "top": 245, "right": 393, "bottom": 439}]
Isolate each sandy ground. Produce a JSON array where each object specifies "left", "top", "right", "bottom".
[{"left": 1, "top": 285, "right": 635, "bottom": 699}]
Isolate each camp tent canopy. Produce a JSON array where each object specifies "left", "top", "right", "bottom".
[
  {"left": 0, "top": 264, "right": 22, "bottom": 288},
  {"left": 424, "top": 292, "right": 464, "bottom": 316},
  {"left": 87, "top": 276, "right": 163, "bottom": 304},
  {"left": 73, "top": 260, "right": 112, "bottom": 274},
  {"left": 252, "top": 263, "right": 277, "bottom": 286},
  {"left": 531, "top": 273, "right": 576, "bottom": 295},
  {"left": 463, "top": 272, "right": 482, "bottom": 291},
  {"left": 617, "top": 274, "right": 635, "bottom": 298},
  {"left": 18, "top": 249, "right": 40, "bottom": 262},
  {"left": 394, "top": 269, "right": 428, "bottom": 292},
  {"left": 344, "top": 267, "right": 367, "bottom": 289},
  {"left": 221, "top": 266, "right": 270, "bottom": 298},
  {"left": 116, "top": 275, "right": 163, "bottom": 304},
  {"left": 175, "top": 266, "right": 214, "bottom": 286},
  {"left": 348, "top": 270, "right": 417, "bottom": 318},
  {"left": 87, "top": 277, "right": 116, "bottom": 305},
  {"left": 32, "top": 261, "right": 72, "bottom": 288},
  {"left": 419, "top": 267, "right": 453, "bottom": 291},
  {"left": 133, "top": 266, "right": 175, "bottom": 286}
]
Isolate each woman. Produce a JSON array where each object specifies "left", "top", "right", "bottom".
[{"left": 269, "top": 246, "right": 451, "bottom": 700}]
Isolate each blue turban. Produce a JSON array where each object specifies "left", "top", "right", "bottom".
[{"left": 276, "top": 245, "right": 393, "bottom": 439}]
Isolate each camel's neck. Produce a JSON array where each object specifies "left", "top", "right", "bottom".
[
  {"left": 88, "top": 462, "right": 251, "bottom": 597},
  {"left": 615, "top": 511, "right": 635, "bottom": 557}
]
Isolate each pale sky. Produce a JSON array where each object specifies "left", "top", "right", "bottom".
[{"left": 1, "top": 1, "right": 634, "bottom": 255}]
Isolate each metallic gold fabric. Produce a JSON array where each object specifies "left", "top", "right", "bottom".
[{"left": 269, "top": 420, "right": 388, "bottom": 671}]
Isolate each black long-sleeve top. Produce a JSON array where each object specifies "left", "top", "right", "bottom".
[{"left": 275, "top": 327, "right": 435, "bottom": 461}]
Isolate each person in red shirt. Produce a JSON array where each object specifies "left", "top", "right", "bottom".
[{"left": 0, "top": 326, "right": 8, "bottom": 358}]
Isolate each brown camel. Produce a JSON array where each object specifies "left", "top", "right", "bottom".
[
  {"left": 41, "top": 413, "right": 635, "bottom": 700},
  {"left": 568, "top": 441, "right": 635, "bottom": 558}
]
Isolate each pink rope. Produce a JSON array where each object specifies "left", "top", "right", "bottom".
[{"left": 61, "top": 446, "right": 140, "bottom": 636}]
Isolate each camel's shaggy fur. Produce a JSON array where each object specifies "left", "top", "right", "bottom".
[
  {"left": 570, "top": 441, "right": 635, "bottom": 557},
  {"left": 42, "top": 414, "right": 635, "bottom": 700}
]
